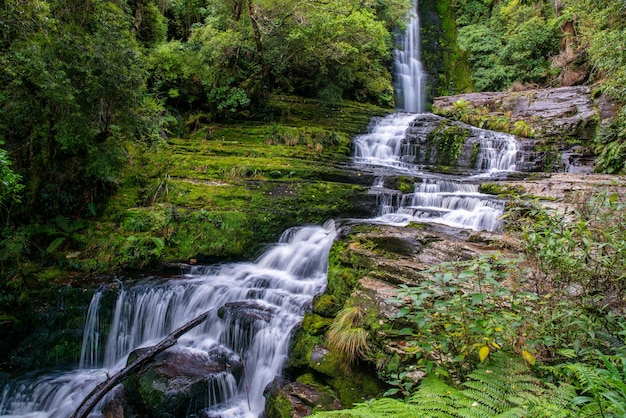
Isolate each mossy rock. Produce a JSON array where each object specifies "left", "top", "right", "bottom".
[
  {"left": 329, "top": 372, "right": 386, "bottom": 408},
  {"left": 369, "top": 236, "right": 415, "bottom": 257},
  {"left": 308, "top": 345, "right": 343, "bottom": 377},
  {"left": 264, "top": 390, "right": 294, "bottom": 418},
  {"left": 264, "top": 375, "right": 342, "bottom": 418},
  {"left": 313, "top": 294, "right": 341, "bottom": 318},
  {"left": 302, "top": 313, "right": 332, "bottom": 335},
  {"left": 288, "top": 327, "right": 323, "bottom": 370},
  {"left": 6, "top": 285, "right": 94, "bottom": 369},
  {"left": 395, "top": 176, "right": 416, "bottom": 194},
  {"left": 427, "top": 122, "right": 472, "bottom": 165},
  {"left": 124, "top": 347, "right": 242, "bottom": 417}
]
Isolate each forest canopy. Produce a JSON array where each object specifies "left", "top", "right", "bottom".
[{"left": 0, "top": 0, "right": 412, "bottom": 221}]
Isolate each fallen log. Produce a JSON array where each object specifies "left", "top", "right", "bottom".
[{"left": 70, "top": 309, "right": 213, "bottom": 418}]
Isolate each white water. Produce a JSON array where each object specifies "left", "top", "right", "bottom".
[
  {"left": 475, "top": 129, "right": 520, "bottom": 174},
  {"left": 0, "top": 222, "right": 337, "bottom": 418},
  {"left": 355, "top": 114, "right": 520, "bottom": 232},
  {"left": 353, "top": 113, "right": 420, "bottom": 167},
  {"left": 393, "top": 0, "right": 427, "bottom": 113}
]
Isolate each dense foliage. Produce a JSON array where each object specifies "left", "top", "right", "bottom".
[
  {"left": 0, "top": 0, "right": 410, "bottom": 222},
  {"left": 452, "top": 0, "right": 561, "bottom": 91},
  {"left": 451, "top": 0, "right": 626, "bottom": 172},
  {"left": 310, "top": 189, "right": 626, "bottom": 417}
]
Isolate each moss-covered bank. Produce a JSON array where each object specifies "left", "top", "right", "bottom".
[{"left": 419, "top": 0, "right": 473, "bottom": 102}]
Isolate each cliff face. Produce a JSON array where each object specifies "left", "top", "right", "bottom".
[{"left": 433, "top": 86, "right": 613, "bottom": 142}]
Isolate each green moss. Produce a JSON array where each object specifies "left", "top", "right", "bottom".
[
  {"left": 302, "top": 313, "right": 332, "bottom": 336},
  {"left": 6, "top": 285, "right": 94, "bottom": 369},
  {"left": 395, "top": 176, "right": 415, "bottom": 194},
  {"left": 309, "top": 348, "right": 343, "bottom": 377},
  {"left": 419, "top": 0, "right": 473, "bottom": 97},
  {"left": 288, "top": 328, "right": 323, "bottom": 370},
  {"left": 313, "top": 294, "right": 341, "bottom": 318},
  {"left": 264, "top": 393, "right": 293, "bottom": 418},
  {"left": 295, "top": 374, "right": 342, "bottom": 412},
  {"left": 329, "top": 372, "right": 385, "bottom": 408},
  {"left": 427, "top": 122, "right": 471, "bottom": 165},
  {"left": 479, "top": 183, "right": 525, "bottom": 197},
  {"left": 471, "top": 142, "right": 480, "bottom": 167},
  {"left": 326, "top": 255, "right": 361, "bottom": 306},
  {"left": 369, "top": 236, "right": 414, "bottom": 257},
  {"left": 406, "top": 221, "right": 427, "bottom": 229}
]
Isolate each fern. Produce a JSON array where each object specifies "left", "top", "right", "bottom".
[
  {"left": 455, "top": 351, "right": 544, "bottom": 417},
  {"left": 406, "top": 376, "right": 458, "bottom": 417},
  {"left": 310, "top": 398, "right": 421, "bottom": 417},
  {"left": 311, "top": 352, "right": 590, "bottom": 417},
  {"left": 559, "top": 353, "right": 626, "bottom": 417}
]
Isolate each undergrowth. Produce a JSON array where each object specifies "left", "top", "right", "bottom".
[{"left": 311, "top": 188, "right": 626, "bottom": 417}]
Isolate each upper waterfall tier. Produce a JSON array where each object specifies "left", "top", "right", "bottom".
[
  {"left": 393, "top": 0, "right": 427, "bottom": 113},
  {"left": 354, "top": 113, "right": 520, "bottom": 174}
]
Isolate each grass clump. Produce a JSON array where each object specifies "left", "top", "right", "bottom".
[{"left": 327, "top": 306, "right": 369, "bottom": 367}]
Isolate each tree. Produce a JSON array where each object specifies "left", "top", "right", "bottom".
[{"left": 0, "top": 0, "right": 159, "bottom": 219}]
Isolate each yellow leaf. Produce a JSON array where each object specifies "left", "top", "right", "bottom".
[
  {"left": 479, "top": 346, "right": 490, "bottom": 362},
  {"left": 522, "top": 350, "right": 536, "bottom": 366},
  {"left": 491, "top": 341, "right": 501, "bottom": 349}
]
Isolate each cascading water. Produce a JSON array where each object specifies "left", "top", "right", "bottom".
[
  {"left": 354, "top": 113, "right": 520, "bottom": 232},
  {"left": 0, "top": 222, "right": 337, "bottom": 418},
  {"left": 353, "top": 113, "right": 420, "bottom": 167},
  {"left": 393, "top": 0, "right": 427, "bottom": 113}
]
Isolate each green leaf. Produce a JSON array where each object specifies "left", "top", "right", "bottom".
[{"left": 46, "top": 237, "right": 66, "bottom": 254}]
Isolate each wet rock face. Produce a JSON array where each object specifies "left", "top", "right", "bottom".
[
  {"left": 218, "top": 300, "right": 276, "bottom": 324},
  {"left": 433, "top": 86, "right": 602, "bottom": 141},
  {"left": 124, "top": 346, "right": 242, "bottom": 418}
]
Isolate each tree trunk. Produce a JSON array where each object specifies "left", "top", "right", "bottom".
[
  {"left": 131, "top": 0, "right": 144, "bottom": 35},
  {"left": 248, "top": 1, "right": 270, "bottom": 89},
  {"left": 69, "top": 309, "right": 213, "bottom": 418}
]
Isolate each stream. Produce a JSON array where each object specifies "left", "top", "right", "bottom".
[{"left": 0, "top": 0, "right": 525, "bottom": 416}]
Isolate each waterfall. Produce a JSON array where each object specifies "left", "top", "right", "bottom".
[
  {"left": 475, "top": 130, "right": 520, "bottom": 173},
  {"left": 0, "top": 222, "right": 337, "bottom": 418},
  {"left": 379, "top": 179, "right": 506, "bottom": 231},
  {"left": 354, "top": 114, "right": 520, "bottom": 232},
  {"left": 353, "top": 113, "right": 420, "bottom": 167},
  {"left": 393, "top": 0, "right": 427, "bottom": 113}
]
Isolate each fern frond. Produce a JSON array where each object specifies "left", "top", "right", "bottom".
[
  {"left": 577, "top": 401, "right": 604, "bottom": 417},
  {"left": 54, "top": 215, "right": 71, "bottom": 233},
  {"left": 406, "top": 376, "right": 458, "bottom": 416},
  {"left": 511, "top": 383, "right": 580, "bottom": 418},
  {"left": 458, "top": 388, "right": 505, "bottom": 414},
  {"left": 310, "top": 398, "right": 421, "bottom": 418},
  {"left": 565, "top": 363, "right": 604, "bottom": 392},
  {"left": 464, "top": 372, "right": 509, "bottom": 393},
  {"left": 455, "top": 404, "right": 499, "bottom": 418},
  {"left": 542, "top": 383, "right": 579, "bottom": 409},
  {"left": 493, "top": 406, "right": 527, "bottom": 418}
]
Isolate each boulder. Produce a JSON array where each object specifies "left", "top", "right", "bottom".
[
  {"left": 218, "top": 300, "right": 276, "bottom": 324},
  {"left": 264, "top": 377, "right": 342, "bottom": 418},
  {"left": 124, "top": 346, "right": 242, "bottom": 418}
]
